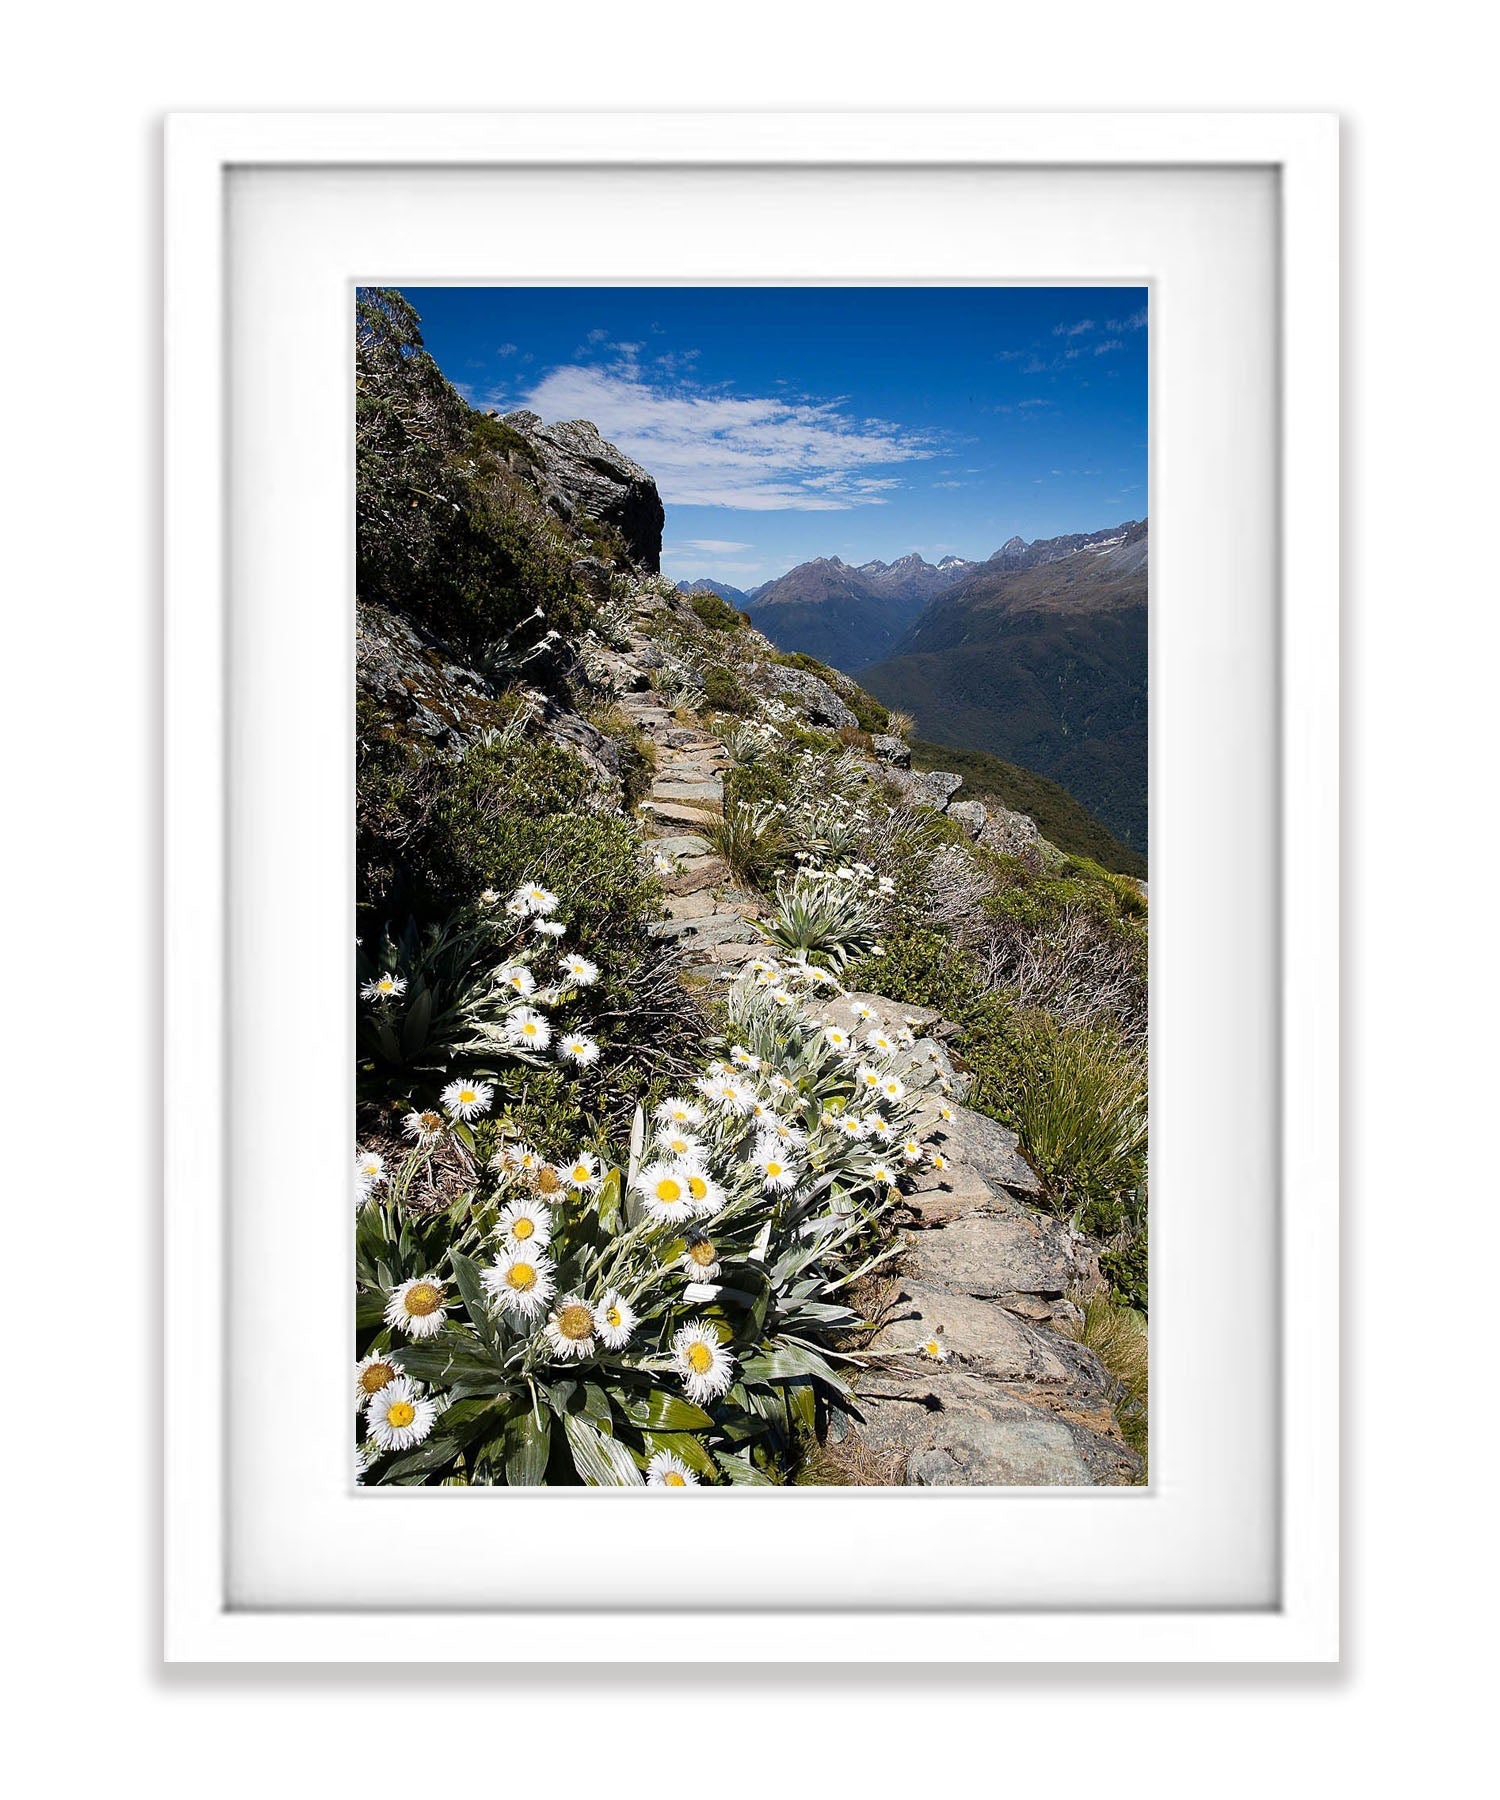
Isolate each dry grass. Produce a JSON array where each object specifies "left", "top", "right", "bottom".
[{"left": 1061, "top": 1290, "right": 1149, "bottom": 1463}]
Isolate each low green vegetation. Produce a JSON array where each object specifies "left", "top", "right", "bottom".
[
  {"left": 909, "top": 738, "right": 1145, "bottom": 878},
  {"left": 688, "top": 590, "right": 747, "bottom": 634},
  {"left": 1063, "top": 1292, "right": 1149, "bottom": 1460}
]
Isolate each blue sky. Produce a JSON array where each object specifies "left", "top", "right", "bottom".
[{"left": 398, "top": 286, "right": 1147, "bottom": 589}]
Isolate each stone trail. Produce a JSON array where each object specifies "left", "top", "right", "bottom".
[{"left": 605, "top": 646, "right": 1142, "bottom": 1486}]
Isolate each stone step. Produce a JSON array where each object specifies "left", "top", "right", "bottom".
[
  {"left": 651, "top": 912, "right": 758, "bottom": 947},
  {"left": 641, "top": 800, "right": 722, "bottom": 828},
  {"left": 659, "top": 855, "right": 729, "bottom": 897},
  {"left": 919, "top": 1104, "right": 1041, "bottom": 1197},
  {"left": 650, "top": 778, "right": 724, "bottom": 805},
  {"left": 649, "top": 834, "right": 713, "bottom": 858},
  {"left": 902, "top": 1206, "right": 1082, "bottom": 1303},
  {"left": 664, "top": 889, "right": 718, "bottom": 920},
  {"left": 873, "top": 1280, "right": 1101, "bottom": 1387},
  {"left": 835, "top": 1368, "right": 1141, "bottom": 1487}
]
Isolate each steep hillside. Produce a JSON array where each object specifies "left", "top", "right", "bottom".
[{"left": 861, "top": 524, "right": 1148, "bottom": 854}]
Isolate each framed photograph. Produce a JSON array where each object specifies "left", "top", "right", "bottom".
[{"left": 164, "top": 111, "right": 1338, "bottom": 1662}]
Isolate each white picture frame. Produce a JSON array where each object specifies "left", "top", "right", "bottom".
[{"left": 164, "top": 111, "right": 1338, "bottom": 1663}]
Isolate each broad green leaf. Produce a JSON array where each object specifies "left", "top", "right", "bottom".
[
  {"left": 504, "top": 1408, "right": 551, "bottom": 1486},
  {"left": 595, "top": 1168, "right": 622, "bottom": 1234},
  {"left": 401, "top": 987, "right": 433, "bottom": 1055},
  {"left": 448, "top": 1247, "right": 489, "bottom": 1333},
  {"left": 639, "top": 1430, "right": 717, "bottom": 1477},
  {"left": 377, "top": 1434, "right": 462, "bottom": 1482},
  {"left": 563, "top": 1415, "right": 643, "bottom": 1486},
  {"left": 713, "top": 1450, "right": 775, "bottom": 1486},
  {"left": 390, "top": 1329, "right": 499, "bottom": 1384},
  {"left": 621, "top": 1390, "right": 714, "bottom": 1433}
]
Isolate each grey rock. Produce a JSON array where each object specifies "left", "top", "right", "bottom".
[
  {"left": 650, "top": 778, "right": 724, "bottom": 805},
  {"left": 872, "top": 734, "right": 912, "bottom": 768},
  {"left": 876, "top": 1281, "right": 1101, "bottom": 1386},
  {"left": 650, "top": 834, "right": 712, "bottom": 859},
  {"left": 663, "top": 890, "right": 717, "bottom": 920},
  {"left": 848, "top": 1368, "right": 1142, "bottom": 1486},
  {"left": 905, "top": 1205, "right": 1080, "bottom": 1301},
  {"left": 759, "top": 665, "right": 860, "bottom": 732},
  {"left": 662, "top": 855, "right": 731, "bottom": 897},
  {"left": 977, "top": 805, "right": 1041, "bottom": 859},
  {"left": 919, "top": 1102, "right": 1042, "bottom": 1197},
  {"left": 501, "top": 411, "right": 664, "bottom": 571},
  {"left": 651, "top": 913, "right": 757, "bottom": 947},
  {"left": 947, "top": 799, "right": 987, "bottom": 838}
]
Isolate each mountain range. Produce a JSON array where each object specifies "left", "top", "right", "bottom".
[{"left": 681, "top": 521, "right": 1147, "bottom": 854}]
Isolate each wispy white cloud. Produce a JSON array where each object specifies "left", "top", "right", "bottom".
[
  {"left": 678, "top": 538, "right": 754, "bottom": 554},
  {"left": 1052, "top": 318, "right": 1096, "bottom": 338},
  {"left": 521, "top": 359, "right": 940, "bottom": 511},
  {"left": 1093, "top": 338, "right": 1125, "bottom": 355},
  {"left": 496, "top": 342, "right": 519, "bottom": 358}
]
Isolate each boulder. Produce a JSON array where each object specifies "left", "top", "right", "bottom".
[
  {"left": 501, "top": 410, "right": 664, "bottom": 571},
  {"left": 760, "top": 665, "right": 860, "bottom": 732},
  {"left": 896, "top": 769, "right": 964, "bottom": 811},
  {"left": 871, "top": 734, "right": 912, "bottom": 768},
  {"left": 917, "top": 1100, "right": 1042, "bottom": 1197},
  {"left": 842, "top": 1368, "right": 1141, "bottom": 1486},
  {"left": 977, "top": 804, "right": 1041, "bottom": 859},
  {"left": 947, "top": 799, "right": 987, "bottom": 838}
]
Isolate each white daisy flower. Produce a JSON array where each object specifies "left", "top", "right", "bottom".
[
  {"left": 729, "top": 1044, "right": 756, "bottom": 1068},
  {"left": 515, "top": 882, "right": 559, "bottom": 916},
  {"left": 496, "top": 1196, "right": 552, "bottom": 1250},
  {"left": 510, "top": 1143, "right": 543, "bottom": 1175},
  {"left": 823, "top": 1025, "right": 851, "bottom": 1052},
  {"left": 402, "top": 1108, "right": 445, "bottom": 1146},
  {"left": 752, "top": 1140, "right": 799, "bottom": 1192},
  {"left": 937, "top": 1103, "right": 957, "bottom": 1123},
  {"left": 697, "top": 1072, "right": 754, "bottom": 1114},
  {"left": 769, "top": 1073, "right": 796, "bottom": 1098},
  {"left": 365, "top": 1377, "right": 438, "bottom": 1453},
  {"left": 361, "top": 972, "right": 407, "bottom": 1002},
  {"left": 930, "top": 1151, "right": 950, "bottom": 1172},
  {"left": 895, "top": 1026, "right": 916, "bottom": 1047},
  {"left": 564, "top": 1150, "right": 602, "bottom": 1191},
  {"left": 657, "top": 1096, "right": 705, "bottom": 1128},
  {"left": 902, "top": 1138, "right": 924, "bottom": 1162},
  {"left": 865, "top": 1029, "right": 896, "bottom": 1057},
  {"left": 746, "top": 1095, "right": 781, "bottom": 1129},
  {"left": 441, "top": 1077, "right": 494, "bottom": 1121},
  {"left": 646, "top": 1448, "right": 700, "bottom": 1487},
  {"left": 504, "top": 1007, "right": 552, "bottom": 1051},
  {"left": 557, "top": 1032, "right": 601, "bottom": 1068},
  {"left": 596, "top": 1291, "right": 637, "bottom": 1350},
  {"left": 483, "top": 1247, "right": 556, "bottom": 1321},
  {"left": 837, "top": 1112, "right": 870, "bottom": 1142},
  {"left": 533, "top": 918, "right": 567, "bottom": 938},
  {"left": 652, "top": 851, "right": 676, "bottom": 876},
  {"left": 671, "top": 1322, "right": 736, "bottom": 1405},
  {"left": 878, "top": 876, "right": 897, "bottom": 896},
  {"left": 543, "top": 1296, "right": 598, "bottom": 1359},
  {"left": 769, "top": 987, "right": 795, "bottom": 1009},
  {"left": 560, "top": 952, "right": 599, "bottom": 986},
  {"left": 533, "top": 1163, "right": 569, "bottom": 1204},
  {"left": 354, "top": 1150, "right": 385, "bottom": 1203},
  {"left": 354, "top": 1351, "right": 401, "bottom": 1404},
  {"left": 657, "top": 1127, "right": 703, "bottom": 1161},
  {"left": 495, "top": 961, "right": 536, "bottom": 999},
  {"left": 870, "top": 1162, "right": 899, "bottom": 1188},
  {"left": 479, "top": 888, "right": 501, "bottom": 906},
  {"left": 880, "top": 1074, "right": 907, "bottom": 1103},
  {"left": 683, "top": 1163, "right": 726, "bottom": 1218},
  {"left": 851, "top": 1001, "right": 879, "bottom": 1022},
  {"left": 753, "top": 965, "right": 783, "bottom": 989},
  {"left": 918, "top": 1333, "right": 950, "bottom": 1363},
  {"left": 679, "top": 1234, "right": 722, "bottom": 1282},
  {"left": 747, "top": 956, "right": 778, "bottom": 980},
  {"left": 855, "top": 1063, "right": 884, "bottom": 1094},
  {"left": 385, "top": 1276, "right": 449, "bottom": 1339},
  {"left": 504, "top": 895, "right": 529, "bottom": 918},
  {"left": 634, "top": 1161, "right": 699, "bottom": 1225},
  {"left": 868, "top": 1117, "right": 895, "bottom": 1143}
]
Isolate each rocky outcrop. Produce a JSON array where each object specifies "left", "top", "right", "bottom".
[
  {"left": 755, "top": 662, "right": 860, "bottom": 732},
  {"left": 501, "top": 411, "right": 664, "bottom": 572}
]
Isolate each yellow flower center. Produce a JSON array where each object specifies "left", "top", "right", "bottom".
[
  {"left": 557, "top": 1303, "right": 594, "bottom": 1341},
  {"left": 377, "top": 978, "right": 393, "bottom": 994},
  {"left": 655, "top": 1177, "right": 683, "bottom": 1204},
  {"left": 536, "top": 1166, "right": 563, "bottom": 1195},
  {"left": 686, "top": 1341, "right": 714, "bottom": 1375},
  {"left": 571, "top": 1164, "right": 591, "bottom": 1181},
  {"left": 687, "top": 1174, "right": 709, "bottom": 1202},
  {"left": 766, "top": 1161, "right": 784, "bottom": 1179},
  {"left": 522, "top": 1022, "right": 538, "bottom": 1038},
  {"left": 386, "top": 1400, "right": 416, "bottom": 1429},
  {"left": 605, "top": 1305, "right": 623, "bottom": 1328},
  {"left": 512, "top": 1217, "right": 535, "bottom": 1240},
  {"left": 404, "top": 1282, "right": 443, "bottom": 1317},
  {"left": 459, "top": 1088, "right": 477, "bottom": 1105},
  {"left": 506, "top": 1262, "right": 538, "bottom": 1292},
  {"left": 688, "top": 1240, "right": 716, "bottom": 1268},
  {"left": 663, "top": 1471, "right": 686, "bottom": 1486},
  {"left": 359, "top": 1361, "right": 395, "bottom": 1394}
]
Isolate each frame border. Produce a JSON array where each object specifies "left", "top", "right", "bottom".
[{"left": 164, "top": 110, "right": 1338, "bottom": 1663}]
